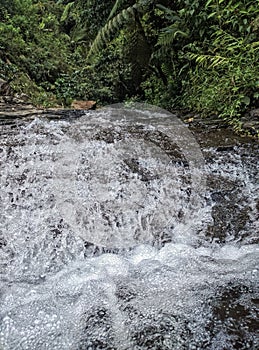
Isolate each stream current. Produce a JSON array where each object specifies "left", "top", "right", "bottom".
[{"left": 0, "top": 104, "right": 258, "bottom": 349}]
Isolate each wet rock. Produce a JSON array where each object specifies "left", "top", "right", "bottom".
[
  {"left": 204, "top": 143, "right": 258, "bottom": 244},
  {"left": 123, "top": 158, "right": 159, "bottom": 182},
  {"left": 240, "top": 109, "right": 259, "bottom": 135},
  {"left": 71, "top": 100, "right": 96, "bottom": 110},
  {"left": 79, "top": 307, "right": 115, "bottom": 350},
  {"left": 216, "top": 145, "right": 235, "bottom": 152},
  {"left": 206, "top": 175, "right": 237, "bottom": 194},
  {"left": 210, "top": 281, "right": 259, "bottom": 349},
  {"left": 249, "top": 108, "right": 259, "bottom": 118}
]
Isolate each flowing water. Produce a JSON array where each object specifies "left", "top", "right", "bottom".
[{"left": 0, "top": 104, "right": 258, "bottom": 349}]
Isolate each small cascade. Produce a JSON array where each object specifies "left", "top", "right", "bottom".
[{"left": 0, "top": 104, "right": 258, "bottom": 349}]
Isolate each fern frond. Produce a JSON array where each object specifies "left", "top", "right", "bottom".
[
  {"left": 151, "top": 47, "right": 170, "bottom": 61},
  {"left": 86, "top": 0, "right": 155, "bottom": 62},
  {"left": 189, "top": 53, "right": 229, "bottom": 68},
  {"left": 161, "top": 62, "right": 173, "bottom": 77},
  {"left": 157, "top": 25, "right": 188, "bottom": 47},
  {"left": 107, "top": 0, "right": 126, "bottom": 21},
  {"left": 213, "top": 30, "right": 241, "bottom": 48},
  {"left": 212, "top": 29, "right": 259, "bottom": 55},
  {"left": 87, "top": 4, "right": 138, "bottom": 61}
]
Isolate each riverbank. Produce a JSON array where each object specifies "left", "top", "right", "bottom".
[{"left": 1, "top": 99, "right": 258, "bottom": 144}]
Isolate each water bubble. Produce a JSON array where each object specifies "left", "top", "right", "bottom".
[
  {"left": 51, "top": 103, "right": 206, "bottom": 249},
  {"left": 0, "top": 103, "right": 258, "bottom": 349}
]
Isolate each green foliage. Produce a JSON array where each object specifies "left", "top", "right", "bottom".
[
  {"left": 79, "top": 1, "right": 155, "bottom": 100},
  {"left": 86, "top": 1, "right": 154, "bottom": 61},
  {"left": 0, "top": 0, "right": 73, "bottom": 105},
  {"left": 60, "top": 0, "right": 115, "bottom": 40},
  {"left": 107, "top": 0, "right": 126, "bottom": 21},
  {"left": 140, "top": 73, "right": 177, "bottom": 108},
  {"left": 61, "top": 1, "right": 75, "bottom": 22},
  {"left": 142, "top": 0, "right": 259, "bottom": 132},
  {"left": 11, "top": 71, "right": 57, "bottom": 107},
  {"left": 86, "top": 5, "right": 137, "bottom": 61},
  {"left": 180, "top": 1, "right": 259, "bottom": 124},
  {"left": 55, "top": 35, "right": 132, "bottom": 105},
  {"left": 0, "top": 0, "right": 258, "bottom": 136}
]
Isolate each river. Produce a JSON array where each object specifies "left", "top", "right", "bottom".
[{"left": 0, "top": 104, "right": 258, "bottom": 349}]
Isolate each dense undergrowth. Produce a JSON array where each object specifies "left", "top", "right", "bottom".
[{"left": 0, "top": 0, "right": 258, "bottom": 134}]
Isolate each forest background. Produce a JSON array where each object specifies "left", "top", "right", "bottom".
[{"left": 0, "top": 0, "right": 258, "bottom": 134}]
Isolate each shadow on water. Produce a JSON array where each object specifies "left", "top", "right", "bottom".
[{"left": 0, "top": 103, "right": 258, "bottom": 349}]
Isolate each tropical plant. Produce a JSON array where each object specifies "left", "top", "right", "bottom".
[
  {"left": 181, "top": 0, "right": 259, "bottom": 126},
  {"left": 0, "top": 0, "right": 258, "bottom": 136},
  {"left": 78, "top": 1, "right": 158, "bottom": 98},
  {"left": 141, "top": 0, "right": 259, "bottom": 132}
]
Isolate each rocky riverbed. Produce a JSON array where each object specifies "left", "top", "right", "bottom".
[{"left": 0, "top": 101, "right": 258, "bottom": 350}]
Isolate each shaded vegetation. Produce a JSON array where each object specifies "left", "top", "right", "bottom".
[{"left": 0, "top": 0, "right": 258, "bottom": 134}]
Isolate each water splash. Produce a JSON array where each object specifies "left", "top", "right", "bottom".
[{"left": 0, "top": 104, "right": 258, "bottom": 349}]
